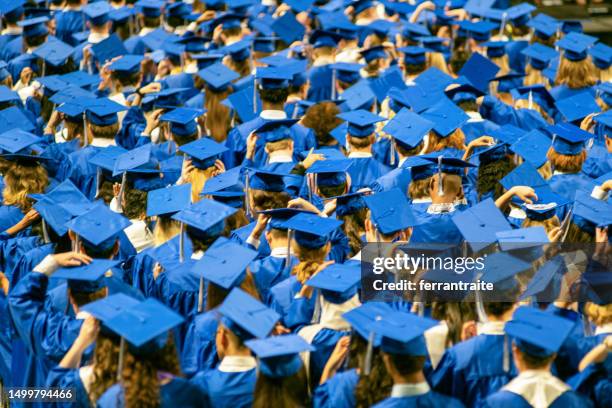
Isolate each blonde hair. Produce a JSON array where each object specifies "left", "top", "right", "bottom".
[
  {"left": 424, "top": 129, "right": 466, "bottom": 153},
  {"left": 537, "top": 161, "right": 552, "bottom": 180},
  {"left": 555, "top": 57, "right": 597, "bottom": 89},
  {"left": 584, "top": 303, "right": 612, "bottom": 326},
  {"left": 291, "top": 243, "right": 329, "bottom": 284},
  {"left": 524, "top": 64, "right": 550, "bottom": 88},
  {"left": 3, "top": 164, "right": 49, "bottom": 211},
  {"left": 204, "top": 85, "right": 233, "bottom": 143},
  {"left": 426, "top": 52, "right": 450, "bottom": 75},
  {"left": 187, "top": 166, "right": 217, "bottom": 203},
  {"left": 597, "top": 65, "right": 612, "bottom": 82},
  {"left": 522, "top": 216, "right": 560, "bottom": 236},
  {"left": 223, "top": 55, "right": 251, "bottom": 78},
  {"left": 547, "top": 148, "right": 586, "bottom": 174},
  {"left": 153, "top": 217, "right": 182, "bottom": 246}
]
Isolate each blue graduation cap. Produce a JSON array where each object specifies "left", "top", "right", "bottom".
[
  {"left": 398, "top": 46, "right": 427, "bottom": 65},
  {"left": 60, "top": 71, "right": 101, "bottom": 89},
  {"left": 506, "top": 2, "right": 536, "bottom": 26},
  {"left": 370, "top": 311, "right": 438, "bottom": 355},
  {"left": 363, "top": 188, "right": 417, "bottom": 234},
  {"left": 0, "top": 129, "right": 40, "bottom": 153},
  {"left": 52, "top": 259, "right": 120, "bottom": 293},
  {"left": 245, "top": 334, "right": 312, "bottom": 378},
  {"left": 65, "top": 201, "right": 130, "bottom": 249},
  {"left": 144, "top": 87, "right": 189, "bottom": 109},
  {"left": 83, "top": 1, "right": 111, "bottom": 25},
  {"left": 527, "top": 14, "right": 559, "bottom": 40},
  {"left": 160, "top": 107, "right": 204, "bottom": 138},
  {"left": 337, "top": 109, "right": 384, "bottom": 138},
  {"left": 247, "top": 168, "right": 299, "bottom": 193},
  {"left": 309, "top": 29, "right": 342, "bottom": 48},
  {"left": 81, "top": 293, "right": 141, "bottom": 322},
  {"left": 254, "top": 118, "right": 298, "bottom": 143},
  {"left": 480, "top": 251, "right": 532, "bottom": 292},
  {"left": 572, "top": 191, "right": 612, "bottom": 231},
  {"left": 197, "top": 62, "right": 240, "bottom": 92},
  {"left": 496, "top": 226, "right": 549, "bottom": 251},
  {"left": 201, "top": 166, "right": 244, "bottom": 195},
  {"left": 104, "top": 298, "right": 184, "bottom": 348},
  {"left": 282, "top": 212, "right": 343, "bottom": 249},
  {"left": 306, "top": 263, "right": 361, "bottom": 304},
  {"left": 401, "top": 156, "right": 436, "bottom": 181},
  {"left": 555, "top": 92, "right": 601, "bottom": 123},
  {"left": 0, "top": 106, "right": 35, "bottom": 133},
  {"left": 172, "top": 198, "right": 237, "bottom": 235},
  {"left": 146, "top": 184, "right": 192, "bottom": 217},
  {"left": 452, "top": 198, "right": 512, "bottom": 252},
  {"left": 253, "top": 36, "right": 278, "bottom": 53},
  {"left": 561, "top": 20, "right": 583, "bottom": 34},
  {"left": 359, "top": 45, "right": 387, "bottom": 63},
  {"left": 556, "top": 32, "right": 592, "bottom": 62},
  {"left": 548, "top": 122, "right": 592, "bottom": 155},
  {"left": 510, "top": 130, "right": 551, "bottom": 168},
  {"left": 219, "top": 38, "right": 252, "bottom": 62},
  {"left": 0, "top": 0, "right": 25, "bottom": 19},
  {"left": 218, "top": 288, "right": 280, "bottom": 340},
  {"left": 342, "top": 302, "right": 392, "bottom": 345},
  {"left": 505, "top": 306, "right": 575, "bottom": 357},
  {"left": 192, "top": 238, "right": 256, "bottom": 289},
  {"left": 0, "top": 85, "right": 20, "bottom": 104},
  {"left": 91, "top": 34, "right": 128, "bottom": 64},
  {"left": 256, "top": 66, "right": 291, "bottom": 89},
  {"left": 456, "top": 20, "right": 497, "bottom": 42},
  {"left": 272, "top": 11, "right": 305, "bottom": 44},
  {"left": 192, "top": 53, "right": 224, "bottom": 70},
  {"left": 339, "top": 81, "right": 376, "bottom": 111},
  {"left": 135, "top": 0, "right": 164, "bottom": 17},
  {"left": 482, "top": 41, "right": 507, "bottom": 59},
  {"left": 18, "top": 16, "right": 48, "bottom": 37},
  {"left": 521, "top": 42, "right": 558, "bottom": 71},
  {"left": 33, "top": 38, "right": 73, "bottom": 67},
  {"left": 421, "top": 98, "right": 469, "bottom": 137},
  {"left": 402, "top": 22, "right": 430, "bottom": 40},
  {"left": 463, "top": 0, "right": 495, "bottom": 17},
  {"left": 590, "top": 42, "right": 612, "bottom": 70},
  {"left": 332, "top": 191, "right": 368, "bottom": 217},
  {"left": 383, "top": 108, "right": 434, "bottom": 150},
  {"left": 306, "top": 159, "right": 352, "bottom": 187},
  {"left": 83, "top": 98, "right": 127, "bottom": 127},
  {"left": 285, "top": 0, "right": 314, "bottom": 12},
  {"left": 108, "top": 55, "right": 144, "bottom": 74},
  {"left": 36, "top": 75, "right": 70, "bottom": 95},
  {"left": 519, "top": 256, "right": 566, "bottom": 301},
  {"left": 458, "top": 52, "right": 500, "bottom": 93},
  {"left": 512, "top": 85, "right": 556, "bottom": 113},
  {"left": 444, "top": 76, "right": 485, "bottom": 103},
  {"left": 178, "top": 137, "right": 227, "bottom": 169}
]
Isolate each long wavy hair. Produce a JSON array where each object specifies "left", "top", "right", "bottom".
[
  {"left": 89, "top": 334, "right": 121, "bottom": 406},
  {"left": 187, "top": 166, "right": 218, "bottom": 203},
  {"left": 290, "top": 243, "right": 329, "bottom": 284},
  {"left": 350, "top": 336, "right": 393, "bottom": 408},
  {"left": 2, "top": 163, "right": 49, "bottom": 211},
  {"left": 204, "top": 85, "right": 233, "bottom": 143},
  {"left": 424, "top": 129, "right": 466, "bottom": 153},
  {"left": 477, "top": 156, "right": 516, "bottom": 200},
  {"left": 547, "top": 148, "right": 586, "bottom": 174},
  {"left": 339, "top": 208, "right": 368, "bottom": 258},
  {"left": 523, "top": 64, "right": 550, "bottom": 88},
  {"left": 252, "top": 365, "right": 310, "bottom": 408},
  {"left": 153, "top": 216, "right": 182, "bottom": 246},
  {"left": 555, "top": 57, "right": 597, "bottom": 89}
]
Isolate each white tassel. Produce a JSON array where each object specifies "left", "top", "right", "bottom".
[
  {"left": 117, "top": 337, "right": 125, "bottom": 382},
  {"left": 41, "top": 219, "right": 50, "bottom": 244},
  {"left": 179, "top": 222, "right": 185, "bottom": 262},
  {"left": 198, "top": 277, "right": 204, "bottom": 313},
  {"left": 437, "top": 156, "right": 444, "bottom": 196}
]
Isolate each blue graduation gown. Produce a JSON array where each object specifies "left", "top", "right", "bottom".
[
  {"left": 505, "top": 41, "right": 529, "bottom": 74},
  {"left": 479, "top": 96, "right": 548, "bottom": 131},
  {"left": 431, "top": 334, "right": 517, "bottom": 407},
  {"left": 97, "top": 378, "right": 207, "bottom": 408},
  {"left": 46, "top": 366, "right": 90, "bottom": 408},
  {"left": 307, "top": 64, "right": 333, "bottom": 102},
  {"left": 411, "top": 211, "right": 463, "bottom": 245},
  {"left": 191, "top": 365, "right": 256, "bottom": 408},
  {"left": 569, "top": 358, "right": 611, "bottom": 408},
  {"left": 371, "top": 167, "right": 412, "bottom": 194},
  {"left": 185, "top": 92, "right": 205, "bottom": 110},
  {"left": 461, "top": 119, "right": 500, "bottom": 145},
  {"left": 347, "top": 157, "right": 391, "bottom": 191},
  {"left": 582, "top": 144, "right": 612, "bottom": 179},
  {"left": 548, "top": 173, "right": 596, "bottom": 206},
  {"left": 57, "top": 146, "right": 104, "bottom": 200},
  {"left": 313, "top": 368, "right": 359, "bottom": 408},
  {"left": 124, "top": 35, "right": 146, "bottom": 55},
  {"left": 373, "top": 390, "right": 465, "bottom": 408},
  {"left": 249, "top": 254, "right": 297, "bottom": 305},
  {"left": 483, "top": 388, "right": 593, "bottom": 408},
  {"left": 0, "top": 205, "right": 25, "bottom": 235},
  {"left": 0, "top": 291, "right": 12, "bottom": 387},
  {"left": 55, "top": 10, "right": 85, "bottom": 46},
  {"left": 0, "top": 236, "right": 40, "bottom": 284},
  {"left": 230, "top": 222, "right": 271, "bottom": 258},
  {"left": 372, "top": 137, "right": 398, "bottom": 168},
  {"left": 180, "top": 309, "right": 220, "bottom": 376},
  {"left": 309, "top": 328, "right": 351, "bottom": 389},
  {"left": 550, "top": 85, "right": 595, "bottom": 101},
  {"left": 269, "top": 276, "right": 315, "bottom": 330}
]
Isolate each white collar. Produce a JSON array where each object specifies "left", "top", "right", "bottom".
[
  {"left": 398, "top": 156, "right": 408, "bottom": 167},
  {"left": 191, "top": 250, "right": 204, "bottom": 260},
  {"left": 218, "top": 356, "right": 257, "bottom": 373},
  {"left": 350, "top": 251, "right": 362, "bottom": 261},
  {"left": 268, "top": 154, "right": 294, "bottom": 163},
  {"left": 503, "top": 370, "right": 569, "bottom": 408},
  {"left": 427, "top": 203, "right": 455, "bottom": 214},
  {"left": 509, "top": 206, "right": 527, "bottom": 219},
  {"left": 317, "top": 294, "right": 361, "bottom": 330},
  {"left": 1, "top": 27, "right": 22, "bottom": 35},
  {"left": 478, "top": 321, "right": 506, "bottom": 335},
  {"left": 467, "top": 111, "right": 484, "bottom": 122},
  {"left": 411, "top": 198, "right": 432, "bottom": 204},
  {"left": 260, "top": 110, "right": 287, "bottom": 120},
  {"left": 270, "top": 246, "right": 289, "bottom": 258},
  {"left": 348, "top": 151, "right": 372, "bottom": 158},
  {"left": 595, "top": 322, "right": 612, "bottom": 335},
  {"left": 87, "top": 32, "right": 109, "bottom": 44},
  {"left": 390, "top": 382, "right": 431, "bottom": 398},
  {"left": 553, "top": 170, "right": 570, "bottom": 176},
  {"left": 90, "top": 138, "right": 117, "bottom": 148},
  {"left": 313, "top": 56, "right": 334, "bottom": 66},
  {"left": 76, "top": 311, "right": 91, "bottom": 320}
]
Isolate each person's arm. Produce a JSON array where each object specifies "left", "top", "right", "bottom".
[
  {"left": 462, "top": 136, "right": 495, "bottom": 161},
  {"left": 4, "top": 209, "right": 40, "bottom": 236},
  {"left": 319, "top": 336, "right": 350, "bottom": 384},
  {"left": 578, "top": 336, "right": 612, "bottom": 372},
  {"left": 59, "top": 316, "right": 99, "bottom": 369},
  {"left": 495, "top": 186, "right": 538, "bottom": 211}
]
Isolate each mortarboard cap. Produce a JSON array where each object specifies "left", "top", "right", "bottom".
[
  {"left": 256, "top": 66, "right": 291, "bottom": 89},
  {"left": 81, "top": 293, "right": 141, "bottom": 322},
  {"left": 84, "top": 97, "right": 127, "bottom": 126},
  {"left": 421, "top": 98, "right": 469, "bottom": 137},
  {"left": 456, "top": 20, "right": 497, "bottom": 42},
  {"left": 482, "top": 41, "right": 507, "bottom": 59},
  {"left": 401, "top": 156, "right": 435, "bottom": 181},
  {"left": 444, "top": 76, "right": 485, "bottom": 103},
  {"left": 521, "top": 43, "right": 559, "bottom": 72},
  {"left": 337, "top": 109, "right": 384, "bottom": 138},
  {"left": 160, "top": 107, "right": 205, "bottom": 138},
  {"left": 548, "top": 122, "right": 592, "bottom": 155},
  {"left": 18, "top": 16, "right": 48, "bottom": 37},
  {"left": 253, "top": 36, "right": 278, "bottom": 53},
  {"left": 83, "top": 1, "right": 111, "bottom": 25},
  {"left": 0, "top": 0, "right": 25, "bottom": 19},
  {"left": 306, "top": 158, "right": 352, "bottom": 187},
  {"left": 52, "top": 259, "right": 120, "bottom": 293},
  {"left": 463, "top": 0, "right": 495, "bottom": 17},
  {"left": 561, "top": 20, "right": 583, "bottom": 34},
  {"left": 135, "top": 0, "right": 164, "bottom": 17},
  {"left": 359, "top": 45, "right": 387, "bottom": 63},
  {"left": 333, "top": 191, "right": 367, "bottom": 217},
  {"left": 247, "top": 168, "right": 299, "bottom": 193},
  {"left": 220, "top": 38, "right": 252, "bottom": 62},
  {"left": 33, "top": 39, "right": 73, "bottom": 67},
  {"left": 510, "top": 130, "right": 552, "bottom": 168},
  {"left": 108, "top": 55, "right": 144, "bottom": 74},
  {"left": 0, "top": 85, "right": 20, "bottom": 104},
  {"left": 458, "top": 52, "right": 500, "bottom": 93},
  {"left": 511, "top": 84, "right": 556, "bottom": 113},
  {"left": 370, "top": 311, "right": 438, "bottom": 355},
  {"left": 254, "top": 118, "right": 298, "bottom": 143},
  {"left": 197, "top": 62, "right": 239, "bottom": 91},
  {"left": 342, "top": 302, "right": 391, "bottom": 345},
  {"left": 172, "top": 198, "right": 237, "bottom": 236},
  {"left": 363, "top": 188, "right": 417, "bottom": 235},
  {"left": 201, "top": 166, "right": 244, "bottom": 195},
  {"left": 519, "top": 256, "right": 566, "bottom": 301},
  {"left": 402, "top": 22, "right": 430, "bottom": 40},
  {"left": 0, "top": 128, "right": 40, "bottom": 153},
  {"left": 178, "top": 137, "right": 227, "bottom": 169},
  {"left": 555, "top": 92, "right": 601, "bottom": 123},
  {"left": 572, "top": 191, "right": 612, "bottom": 233},
  {"left": 196, "top": 237, "right": 258, "bottom": 289},
  {"left": 397, "top": 46, "right": 426, "bottom": 65},
  {"left": 480, "top": 251, "right": 531, "bottom": 292},
  {"left": 590, "top": 42, "right": 612, "bottom": 70},
  {"left": 414, "top": 67, "right": 456, "bottom": 94},
  {"left": 218, "top": 288, "right": 280, "bottom": 340},
  {"left": 65, "top": 201, "right": 130, "bottom": 249},
  {"left": 282, "top": 212, "right": 343, "bottom": 249},
  {"left": 556, "top": 32, "right": 593, "bottom": 62},
  {"left": 496, "top": 226, "right": 550, "bottom": 251},
  {"left": 505, "top": 306, "right": 575, "bottom": 357},
  {"left": 306, "top": 263, "right": 361, "bottom": 304},
  {"left": 91, "top": 34, "right": 128, "bottom": 64},
  {"left": 527, "top": 14, "right": 559, "bottom": 40},
  {"left": 383, "top": 108, "right": 433, "bottom": 149},
  {"left": 146, "top": 184, "right": 192, "bottom": 217},
  {"left": 0, "top": 106, "right": 35, "bottom": 133},
  {"left": 272, "top": 11, "right": 305, "bottom": 44},
  {"left": 112, "top": 144, "right": 157, "bottom": 177},
  {"left": 339, "top": 81, "right": 376, "bottom": 111},
  {"left": 452, "top": 198, "right": 511, "bottom": 252},
  {"left": 246, "top": 334, "right": 312, "bottom": 378}
]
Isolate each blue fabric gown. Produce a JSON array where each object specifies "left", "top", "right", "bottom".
[
  {"left": 269, "top": 276, "right": 314, "bottom": 330},
  {"left": 372, "top": 390, "right": 466, "bottom": 408},
  {"left": 180, "top": 309, "right": 220, "bottom": 377},
  {"left": 483, "top": 388, "right": 593, "bottom": 408},
  {"left": 0, "top": 205, "right": 25, "bottom": 235},
  {"left": 313, "top": 368, "right": 359, "bottom": 408},
  {"left": 431, "top": 334, "right": 517, "bottom": 407},
  {"left": 191, "top": 366, "right": 256, "bottom": 408},
  {"left": 97, "top": 378, "right": 208, "bottom": 408},
  {"left": 548, "top": 173, "right": 596, "bottom": 206},
  {"left": 46, "top": 366, "right": 90, "bottom": 408},
  {"left": 249, "top": 255, "right": 298, "bottom": 305},
  {"left": 582, "top": 144, "right": 612, "bottom": 179},
  {"left": 569, "top": 357, "right": 611, "bottom": 408},
  {"left": 461, "top": 119, "right": 500, "bottom": 145},
  {"left": 479, "top": 96, "right": 548, "bottom": 131},
  {"left": 410, "top": 211, "right": 463, "bottom": 244},
  {"left": 506, "top": 41, "right": 529, "bottom": 74},
  {"left": 307, "top": 64, "right": 333, "bottom": 102},
  {"left": 371, "top": 167, "right": 412, "bottom": 194},
  {"left": 55, "top": 10, "right": 85, "bottom": 45},
  {"left": 347, "top": 157, "right": 391, "bottom": 191},
  {"left": 550, "top": 85, "right": 595, "bottom": 101}
]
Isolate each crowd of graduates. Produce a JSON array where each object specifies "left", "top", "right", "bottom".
[{"left": 0, "top": 0, "right": 610, "bottom": 406}]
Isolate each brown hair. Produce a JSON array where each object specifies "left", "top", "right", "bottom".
[
  {"left": 364, "top": 59, "right": 383, "bottom": 77},
  {"left": 516, "top": 347, "right": 555, "bottom": 369},
  {"left": 153, "top": 217, "right": 182, "bottom": 246},
  {"left": 222, "top": 209, "right": 250, "bottom": 236},
  {"left": 2, "top": 163, "right": 49, "bottom": 211},
  {"left": 68, "top": 286, "right": 106, "bottom": 308},
  {"left": 291, "top": 243, "right": 329, "bottom": 284},
  {"left": 224, "top": 56, "right": 251, "bottom": 78},
  {"left": 408, "top": 178, "right": 431, "bottom": 201},
  {"left": 347, "top": 135, "right": 374, "bottom": 150},
  {"left": 547, "top": 148, "right": 586, "bottom": 174},
  {"left": 339, "top": 208, "right": 368, "bottom": 257},
  {"left": 301, "top": 102, "right": 343, "bottom": 147},
  {"left": 424, "top": 129, "right": 466, "bottom": 153},
  {"left": 121, "top": 334, "right": 181, "bottom": 408},
  {"left": 537, "top": 161, "right": 553, "bottom": 180},
  {"left": 522, "top": 216, "right": 560, "bottom": 236},
  {"left": 351, "top": 336, "right": 393, "bottom": 408},
  {"left": 206, "top": 270, "right": 261, "bottom": 311},
  {"left": 555, "top": 57, "right": 597, "bottom": 89},
  {"left": 565, "top": 222, "right": 594, "bottom": 243},
  {"left": 88, "top": 122, "right": 120, "bottom": 141},
  {"left": 430, "top": 302, "right": 477, "bottom": 346},
  {"left": 204, "top": 85, "right": 233, "bottom": 143},
  {"left": 426, "top": 52, "right": 450, "bottom": 75},
  {"left": 385, "top": 354, "right": 426, "bottom": 376},
  {"left": 266, "top": 139, "right": 293, "bottom": 153},
  {"left": 431, "top": 173, "right": 462, "bottom": 198},
  {"left": 250, "top": 189, "right": 291, "bottom": 212},
  {"left": 524, "top": 64, "right": 550, "bottom": 88},
  {"left": 187, "top": 166, "right": 218, "bottom": 203},
  {"left": 395, "top": 141, "right": 423, "bottom": 158},
  {"left": 252, "top": 365, "right": 310, "bottom": 408},
  {"left": 477, "top": 156, "right": 516, "bottom": 200},
  {"left": 89, "top": 334, "right": 120, "bottom": 406}
]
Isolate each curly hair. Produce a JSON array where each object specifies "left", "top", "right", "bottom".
[
  {"left": 121, "top": 334, "right": 181, "bottom": 408},
  {"left": 555, "top": 57, "right": 597, "bottom": 89},
  {"left": 204, "top": 85, "right": 233, "bottom": 143},
  {"left": 301, "top": 102, "right": 343, "bottom": 147},
  {"left": 547, "top": 148, "right": 586, "bottom": 174},
  {"left": 584, "top": 302, "right": 612, "bottom": 326},
  {"left": 2, "top": 163, "right": 49, "bottom": 211},
  {"left": 339, "top": 208, "right": 367, "bottom": 257},
  {"left": 477, "top": 156, "right": 516, "bottom": 200},
  {"left": 351, "top": 336, "right": 393, "bottom": 408},
  {"left": 89, "top": 334, "right": 120, "bottom": 406},
  {"left": 253, "top": 365, "right": 310, "bottom": 408},
  {"left": 290, "top": 243, "right": 329, "bottom": 284},
  {"left": 424, "top": 129, "right": 466, "bottom": 153}
]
